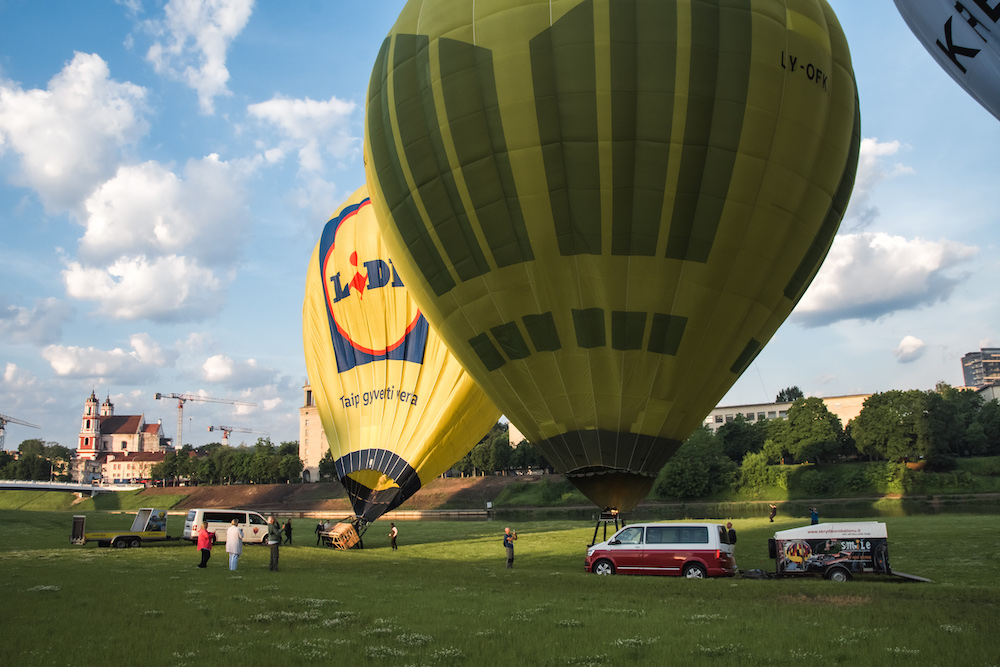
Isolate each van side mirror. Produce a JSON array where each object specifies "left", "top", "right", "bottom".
[{"left": 608, "top": 539, "right": 621, "bottom": 546}]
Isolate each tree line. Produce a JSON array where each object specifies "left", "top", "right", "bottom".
[
  {"left": 150, "top": 439, "right": 304, "bottom": 485},
  {"left": 0, "top": 439, "right": 73, "bottom": 481},
  {"left": 654, "top": 383, "right": 1000, "bottom": 499}
]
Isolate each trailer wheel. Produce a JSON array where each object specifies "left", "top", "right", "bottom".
[
  {"left": 593, "top": 559, "right": 615, "bottom": 575},
  {"left": 128, "top": 537, "right": 141, "bottom": 548},
  {"left": 112, "top": 538, "right": 128, "bottom": 549},
  {"left": 825, "top": 566, "right": 852, "bottom": 582}
]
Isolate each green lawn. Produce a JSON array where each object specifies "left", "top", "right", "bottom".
[{"left": 1, "top": 510, "right": 997, "bottom": 666}]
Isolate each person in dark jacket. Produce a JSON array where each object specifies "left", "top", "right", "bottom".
[
  {"left": 283, "top": 519, "right": 293, "bottom": 545},
  {"left": 267, "top": 516, "right": 281, "bottom": 571},
  {"left": 769, "top": 504, "right": 777, "bottom": 522}
]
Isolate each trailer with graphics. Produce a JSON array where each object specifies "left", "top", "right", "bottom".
[
  {"left": 71, "top": 508, "right": 175, "bottom": 549},
  {"left": 769, "top": 522, "right": 893, "bottom": 582}
]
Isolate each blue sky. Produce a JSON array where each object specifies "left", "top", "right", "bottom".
[{"left": 1, "top": 1, "right": 997, "bottom": 452}]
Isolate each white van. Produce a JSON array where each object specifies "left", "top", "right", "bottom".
[
  {"left": 585, "top": 522, "right": 736, "bottom": 578},
  {"left": 183, "top": 508, "right": 270, "bottom": 545}
]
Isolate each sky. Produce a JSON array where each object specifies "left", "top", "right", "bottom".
[{"left": 1, "top": 1, "right": 997, "bottom": 453}]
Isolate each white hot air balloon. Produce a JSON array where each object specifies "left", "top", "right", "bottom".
[{"left": 894, "top": 0, "right": 1000, "bottom": 121}]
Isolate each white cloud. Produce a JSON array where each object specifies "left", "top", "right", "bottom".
[
  {"left": 63, "top": 254, "right": 226, "bottom": 322},
  {"left": 894, "top": 335, "right": 926, "bottom": 363},
  {"left": 201, "top": 354, "right": 278, "bottom": 388},
  {"left": 42, "top": 336, "right": 173, "bottom": 383},
  {"left": 0, "top": 297, "right": 74, "bottom": 345},
  {"left": 145, "top": 0, "right": 254, "bottom": 114},
  {"left": 0, "top": 52, "right": 148, "bottom": 211},
  {"left": 64, "top": 154, "right": 250, "bottom": 322},
  {"left": 3, "top": 362, "right": 40, "bottom": 392},
  {"left": 78, "top": 155, "right": 249, "bottom": 266},
  {"left": 793, "top": 232, "right": 978, "bottom": 327},
  {"left": 248, "top": 94, "right": 357, "bottom": 172},
  {"left": 843, "top": 137, "right": 914, "bottom": 231},
  {"left": 129, "top": 332, "right": 179, "bottom": 367}
]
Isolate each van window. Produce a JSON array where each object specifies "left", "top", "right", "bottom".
[
  {"left": 718, "top": 525, "right": 730, "bottom": 545},
  {"left": 250, "top": 513, "right": 266, "bottom": 525},
  {"left": 185, "top": 510, "right": 196, "bottom": 522},
  {"left": 205, "top": 511, "right": 242, "bottom": 523},
  {"left": 676, "top": 526, "right": 709, "bottom": 544},
  {"left": 616, "top": 527, "right": 644, "bottom": 544},
  {"left": 646, "top": 526, "right": 677, "bottom": 544}
]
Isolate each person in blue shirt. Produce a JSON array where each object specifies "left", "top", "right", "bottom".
[
  {"left": 503, "top": 527, "right": 517, "bottom": 569},
  {"left": 810, "top": 507, "right": 819, "bottom": 525}
]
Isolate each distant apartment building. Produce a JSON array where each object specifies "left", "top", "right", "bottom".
[
  {"left": 703, "top": 394, "right": 870, "bottom": 432},
  {"left": 103, "top": 451, "right": 167, "bottom": 483},
  {"left": 962, "top": 348, "right": 1000, "bottom": 389}
]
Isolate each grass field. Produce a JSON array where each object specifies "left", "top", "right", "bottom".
[{"left": 1, "top": 510, "right": 998, "bottom": 666}]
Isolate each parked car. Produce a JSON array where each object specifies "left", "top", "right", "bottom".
[{"left": 585, "top": 522, "right": 736, "bottom": 578}]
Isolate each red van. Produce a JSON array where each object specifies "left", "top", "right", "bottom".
[{"left": 585, "top": 522, "right": 736, "bottom": 578}]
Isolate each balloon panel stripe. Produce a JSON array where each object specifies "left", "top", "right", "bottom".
[
  {"left": 368, "top": 36, "right": 457, "bottom": 297},
  {"left": 393, "top": 35, "right": 492, "bottom": 284},
  {"left": 490, "top": 321, "right": 532, "bottom": 360},
  {"left": 609, "top": 0, "right": 676, "bottom": 256},
  {"left": 530, "top": 0, "right": 603, "bottom": 256},
  {"left": 522, "top": 312, "right": 562, "bottom": 352},
  {"left": 664, "top": 0, "right": 752, "bottom": 263},
  {"left": 729, "top": 337, "right": 762, "bottom": 376},
  {"left": 440, "top": 39, "right": 535, "bottom": 270},
  {"left": 571, "top": 307, "right": 606, "bottom": 348},
  {"left": 469, "top": 332, "right": 507, "bottom": 371},
  {"left": 783, "top": 89, "right": 862, "bottom": 303},
  {"left": 611, "top": 310, "right": 647, "bottom": 351},
  {"left": 647, "top": 312, "right": 687, "bottom": 355}
]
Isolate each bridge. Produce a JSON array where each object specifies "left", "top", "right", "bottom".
[{"left": 0, "top": 480, "right": 144, "bottom": 496}]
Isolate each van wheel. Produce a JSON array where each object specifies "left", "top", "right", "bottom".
[
  {"left": 593, "top": 560, "right": 615, "bottom": 575},
  {"left": 825, "top": 566, "right": 852, "bottom": 582},
  {"left": 683, "top": 563, "right": 707, "bottom": 579}
]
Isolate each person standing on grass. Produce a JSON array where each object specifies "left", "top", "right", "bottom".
[
  {"left": 283, "top": 518, "right": 293, "bottom": 545},
  {"left": 389, "top": 522, "right": 398, "bottom": 551},
  {"left": 726, "top": 522, "right": 738, "bottom": 572},
  {"left": 196, "top": 521, "right": 213, "bottom": 568},
  {"left": 267, "top": 516, "right": 281, "bottom": 571},
  {"left": 315, "top": 520, "right": 324, "bottom": 545},
  {"left": 503, "top": 527, "right": 517, "bottom": 569},
  {"left": 769, "top": 504, "right": 777, "bottom": 522},
  {"left": 810, "top": 507, "right": 819, "bottom": 525},
  {"left": 225, "top": 519, "right": 243, "bottom": 571}
]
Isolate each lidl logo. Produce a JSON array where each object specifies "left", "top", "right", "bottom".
[{"left": 319, "top": 197, "right": 428, "bottom": 372}]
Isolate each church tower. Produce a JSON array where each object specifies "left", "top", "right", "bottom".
[
  {"left": 78, "top": 391, "right": 100, "bottom": 461},
  {"left": 100, "top": 395, "right": 114, "bottom": 417}
]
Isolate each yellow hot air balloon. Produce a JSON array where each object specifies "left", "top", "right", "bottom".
[
  {"left": 303, "top": 184, "right": 500, "bottom": 526},
  {"left": 364, "top": 0, "right": 860, "bottom": 512}
]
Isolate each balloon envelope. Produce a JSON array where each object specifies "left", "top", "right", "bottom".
[
  {"left": 365, "top": 0, "right": 860, "bottom": 511},
  {"left": 303, "top": 185, "right": 500, "bottom": 524},
  {"left": 894, "top": 0, "right": 1000, "bottom": 121}
]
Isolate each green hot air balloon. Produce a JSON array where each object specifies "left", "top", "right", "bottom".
[{"left": 364, "top": 0, "right": 860, "bottom": 512}]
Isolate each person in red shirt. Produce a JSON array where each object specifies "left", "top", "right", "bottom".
[{"left": 197, "top": 521, "right": 213, "bottom": 568}]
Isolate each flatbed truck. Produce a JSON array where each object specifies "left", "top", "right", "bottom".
[{"left": 71, "top": 508, "right": 177, "bottom": 549}]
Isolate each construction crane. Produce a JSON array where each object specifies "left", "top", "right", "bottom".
[
  {"left": 0, "top": 413, "right": 40, "bottom": 450},
  {"left": 154, "top": 393, "right": 256, "bottom": 450},
  {"left": 207, "top": 425, "right": 270, "bottom": 446}
]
